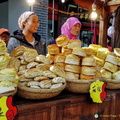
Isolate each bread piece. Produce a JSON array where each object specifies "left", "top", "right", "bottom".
[
  {"left": 54, "top": 53, "right": 65, "bottom": 63},
  {"left": 65, "top": 64, "right": 81, "bottom": 73},
  {"left": 51, "top": 83, "right": 63, "bottom": 89},
  {"left": 81, "top": 47, "right": 96, "bottom": 56},
  {"left": 34, "top": 76, "right": 49, "bottom": 81},
  {"left": 101, "top": 68, "right": 112, "bottom": 79},
  {"left": 81, "top": 66, "right": 96, "bottom": 75},
  {"left": 65, "top": 54, "right": 80, "bottom": 65},
  {"left": 89, "top": 44, "right": 102, "bottom": 54},
  {"left": 7, "top": 57, "right": 21, "bottom": 72},
  {"left": 51, "top": 77, "right": 66, "bottom": 84},
  {"left": 0, "top": 86, "right": 15, "bottom": 94},
  {"left": 36, "top": 64, "right": 50, "bottom": 71},
  {"left": 19, "top": 74, "right": 33, "bottom": 82},
  {"left": 67, "top": 40, "right": 82, "bottom": 49},
  {"left": 10, "top": 46, "right": 26, "bottom": 57},
  {"left": 25, "top": 68, "right": 43, "bottom": 78},
  {"left": 114, "top": 48, "right": 120, "bottom": 57},
  {"left": 0, "top": 53, "right": 11, "bottom": 70},
  {"left": 105, "top": 54, "right": 118, "bottom": 65},
  {"left": 23, "top": 49, "right": 38, "bottom": 63},
  {"left": 117, "top": 57, "right": 120, "bottom": 66},
  {"left": 20, "top": 59, "right": 28, "bottom": 65},
  {"left": 19, "top": 65, "right": 27, "bottom": 72},
  {"left": 0, "top": 40, "right": 7, "bottom": 55},
  {"left": 54, "top": 63, "right": 65, "bottom": 70},
  {"left": 65, "top": 72, "right": 79, "bottom": 80},
  {"left": 39, "top": 80, "right": 52, "bottom": 89},
  {"left": 103, "top": 62, "right": 118, "bottom": 73},
  {"left": 43, "top": 70, "right": 57, "bottom": 78},
  {"left": 46, "top": 54, "right": 55, "bottom": 64},
  {"left": 82, "top": 56, "right": 96, "bottom": 66},
  {"left": 112, "top": 71, "right": 120, "bottom": 80},
  {"left": 72, "top": 47, "right": 86, "bottom": 57},
  {"left": 61, "top": 45, "right": 72, "bottom": 56},
  {"left": 27, "top": 62, "right": 39, "bottom": 69},
  {"left": 56, "top": 35, "right": 69, "bottom": 47},
  {"left": 35, "top": 55, "right": 50, "bottom": 64},
  {"left": 80, "top": 74, "right": 96, "bottom": 80},
  {"left": 27, "top": 81, "right": 40, "bottom": 87},
  {"left": 50, "top": 65, "right": 65, "bottom": 78},
  {"left": 93, "top": 56, "right": 105, "bottom": 67},
  {"left": 47, "top": 44, "right": 60, "bottom": 55},
  {"left": 97, "top": 47, "right": 110, "bottom": 59}
]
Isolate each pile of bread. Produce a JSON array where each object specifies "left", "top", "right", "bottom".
[
  {"left": 47, "top": 35, "right": 111, "bottom": 80},
  {"left": 9, "top": 46, "right": 66, "bottom": 89},
  {"left": 0, "top": 40, "right": 18, "bottom": 94}
]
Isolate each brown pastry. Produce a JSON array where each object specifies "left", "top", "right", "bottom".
[
  {"left": 65, "top": 64, "right": 81, "bottom": 73},
  {"left": 54, "top": 53, "right": 65, "bottom": 63},
  {"left": 46, "top": 54, "right": 55, "bottom": 64},
  {"left": 65, "top": 71, "right": 79, "bottom": 80},
  {"left": 47, "top": 44, "right": 60, "bottom": 55},
  {"left": 72, "top": 47, "right": 86, "bottom": 57},
  {"left": 67, "top": 39, "right": 82, "bottom": 49},
  {"left": 56, "top": 35, "right": 69, "bottom": 47},
  {"left": 50, "top": 65, "right": 65, "bottom": 78},
  {"left": 82, "top": 56, "right": 96, "bottom": 66},
  {"left": 51, "top": 77, "right": 66, "bottom": 84},
  {"left": 54, "top": 63, "right": 65, "bottom": 70},
  {"left": 35, "top": 55, "right": 50, "bottom": 64},
  {"left": 39, "top": 80, "right": 52, "bottom": 89},
  {"left": 25, "top": 68, "right": 43, "bottom": 78},
  {"left": 103, "top": 62, "right": 118, "bottom": 73},
  {"left": 81, "top": 66, "right": 96, "bottom": 75},
  {"left": 65, "top": 54, "right": 80, "bottom": 65},
  {"left": 80, "top": 74, "right": 96, "bottom": 80},
  {"left": 61, "top": 45, "right": 72, "bottom": 56}
]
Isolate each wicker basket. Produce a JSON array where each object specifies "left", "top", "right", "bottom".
[
  {"left": 65, "top": 79, "right": 95, "bottom": 93},
  {"left": 0, "top": 87, "right": 17, "bottom": 98},
  {"left": 17, "top": 83, "right": 66, "bottom": 99},
  {"left": 103, "top": 79, "right": 120, "bottom": 89}
]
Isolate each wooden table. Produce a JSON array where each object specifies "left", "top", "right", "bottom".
[{"left": 14, "top": 90, "right": 120, "bottom": 120}]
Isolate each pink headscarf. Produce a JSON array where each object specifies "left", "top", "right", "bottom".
[
  {"left": 18, "top": 11, "right": 34, "bottom": 29},
  {"left": 61, "top": 17, "right": 81, "bottom": 39}
]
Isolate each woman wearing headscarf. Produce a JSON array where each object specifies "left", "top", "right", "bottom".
[
  {"left": 52, "top": 17, "right": 81, "bottom": 44},
  {"left": 61, "top": 17, "right": 81, "bottom": 39},
  {"left": 7, "top": 11, "right": 46, "bottom": 55}
]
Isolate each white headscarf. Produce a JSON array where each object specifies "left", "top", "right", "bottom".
[{"left": 18, "top": 11, "right": 34, "bottom": 29}]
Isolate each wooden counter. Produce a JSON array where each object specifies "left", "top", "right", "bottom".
[{"left": 14, "top": 90, "right": 120, "bottom": 120}]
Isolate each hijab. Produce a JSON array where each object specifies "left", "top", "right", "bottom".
[{"left": 61, "top": 17, "right": 81, "bottom": 39}]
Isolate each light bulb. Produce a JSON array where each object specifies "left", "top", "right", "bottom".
[
  {"left": 61, "top": 0, "right": 65, "bottom": 3},
  {"left": 26, "top": 0, "right": 35, "bottom": 6},
  {"left": 90, "top": 11, "right": 98, "bottom": 21}
]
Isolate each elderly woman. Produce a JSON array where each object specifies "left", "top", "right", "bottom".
[{"left": 7, "top": 11, "right": 46, "bottom": 55}]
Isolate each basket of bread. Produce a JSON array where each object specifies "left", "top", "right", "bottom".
[
  {"left": 9, "top": 46, "right": 66, "bottom": 99},
  {"left": 101, "top": 48, "right": 120, "bottom": 89},
  {"left": 0, "top": 40, "right": 18, "bottom": 97}
]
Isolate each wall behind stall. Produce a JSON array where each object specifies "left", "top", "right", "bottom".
[
  {"left": 8, "top": 0, "right": 30, "bottom": 33},
  {"left": 0, "top": 2, "right": 8, "bottom": 28}
]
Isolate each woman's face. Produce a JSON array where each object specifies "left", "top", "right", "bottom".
[
  {"left": 23, "top": 14, "right": 40, "bottom": 33},
  {"left": 70, "top": 23, "right": 81, "bottom": 37}
]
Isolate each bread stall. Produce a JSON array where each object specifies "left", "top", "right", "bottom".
[{"left": 1, "top": 1, "right": 120, "bottom": 120}]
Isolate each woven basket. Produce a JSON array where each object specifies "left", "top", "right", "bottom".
[
  {"left": 0, "top": 87, "right": 17, "bottom": 98},
  {"left": 103, "top": 79, "right": 120, "bottom": 89},
  {"left": 65, "top": 79, "right": 95, "bottom": 93},
  {"left": 17, "top": 82, "right": 66, "bottom": 99}
]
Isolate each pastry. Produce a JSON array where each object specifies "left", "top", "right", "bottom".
[
  {"left": 54, "top": 53, "right": 65, "bottom": 63},
  {"left": 65, "top": 71, "right": 79, "bottom": 80},
  {"left": 56, "top": 35, "right": 69, "bottom": 47},
  {"left": 51, "top": 77, "right": 66, "bottom": 84},
  {"left": 39, "top": 80, "right": 52, "bottom": 89}
]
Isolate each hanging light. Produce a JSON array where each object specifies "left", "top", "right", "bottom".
[
  {"left": 26, "top": 0, "right": 36, "bottom": 6},
  {"left": 90, "top": 3, "right": 98, "bottom": 21},
  {"left": 61, "top": 0, "right": 65, "bottom": 3}
]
